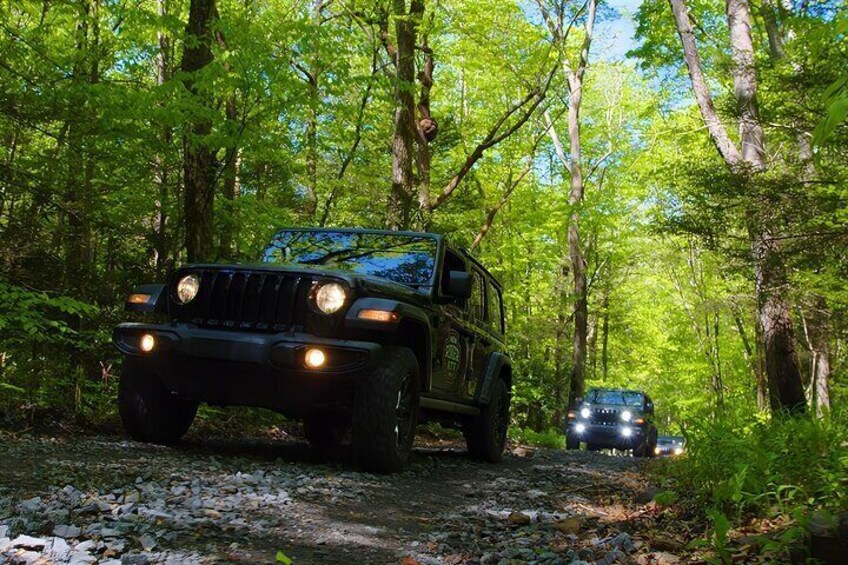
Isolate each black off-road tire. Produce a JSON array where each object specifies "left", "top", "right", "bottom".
[
  {"left": 464, "top": 378, "right": 510, "bottom": 463},
  {"left": 647, "top": 429, "right": 659, "bottom": 458},
  {"left": 352, "top": 347, "right": 420, "bottom": 473},
  {"left": 118, "top": 357, "right": 198, "bottom": 444},
  {"left": 565, "top": 432, "right": 580, "bottom": 450},
  {"left": 304, "top": 416, "right": 349, "bottom": 448},
  {"left": 633, "top": 428, "right": 658, "bottom": 458}
]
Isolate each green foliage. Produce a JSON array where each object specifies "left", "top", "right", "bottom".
[
  {"left": 656, "top": 412, "right": 848, "bottom": 520},
  {"left": 0, "top": 279, "right": 97, "bottom": 347},
  {"left": 653, "top": 490, "right": 678, "bottom": 508},
  {"left": 508, "top": 427, "right": 565, "bottom": 449},
  {"left": 687, "top": 509, "right": 732, "bottom": 564}
]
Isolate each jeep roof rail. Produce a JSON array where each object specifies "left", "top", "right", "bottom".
[{"left": 270, "top": 226, "right": 444, "bottom": 241}]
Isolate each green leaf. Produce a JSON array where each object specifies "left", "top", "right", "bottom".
[{"left": 275, "top": 551, "right": 293, "bottom": 564}]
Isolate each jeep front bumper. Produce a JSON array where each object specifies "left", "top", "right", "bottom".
[
  {"left": 113, "top": 323, "right": 382, "bottom": 417},
  {"left": 566, "top": 421, "right": 647, "bottom": 449}
]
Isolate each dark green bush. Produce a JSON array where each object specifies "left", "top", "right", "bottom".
[
  {"left": 508, "top": 426, "right": 565, "bottom": 449},
  {"left": 656, "top": 410, "right": 848, "bottom": 520}
]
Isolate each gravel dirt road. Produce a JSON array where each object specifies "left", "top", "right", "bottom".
[{"left": 0, "top": 432, "right": 691, "bottom": 564}]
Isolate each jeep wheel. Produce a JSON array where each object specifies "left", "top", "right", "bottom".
[
  {"left": 304, "top": 416, "right": 349, "bottom": 448},
  {"left": 565, "top": 433, "right": 580, "bottom": 450},
  {"left": 352, "top": 347, "right": 420, "bottom": 473},
  {"left": 646, "top": 429, "right": 658, "bottom": 458},
  {"left": 118, "top": 357, "right": 198, "bottom": 444},
  {"left": 464, "top": 378, "right": 510, "bottom": 463}
]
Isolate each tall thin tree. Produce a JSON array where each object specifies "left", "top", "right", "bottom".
[
  {"left": 669, "top": 0, "right": 806, "bottom": 412},
  {"left": 181, "top": 0, "right": 218, "bottom": 262}
]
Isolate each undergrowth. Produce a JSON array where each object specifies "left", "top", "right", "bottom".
[
  {"left": 508, "top": 426, "right": 565, "bottom": 449},
  {"left": 651, "top": 409, "right": 848, "bottom": 562}
]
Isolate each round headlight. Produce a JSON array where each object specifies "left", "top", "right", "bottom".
[
  {"left": 176, "top": 274, "right": 200, "bottom": 304},
  {"left": 314, "top": 282, "right": 346, "bottom": 314},
  {"left": 621, "top": 410, "right": 632, "bottom": 422},
  {"left": 580, "top": 407, "right": 591, "bottom": 419}
]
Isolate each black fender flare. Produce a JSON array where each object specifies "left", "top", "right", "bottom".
[
  {"left": 125, "top": 284, "right": 167, "bottom": 313},
  {"left": 345, "top": 297, "right": 433, "bottom": 390},
  {"left": 476, "top": 351, "right": 512, "bottom": 405}
]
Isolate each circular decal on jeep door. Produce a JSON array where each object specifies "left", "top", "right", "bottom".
[{"left": 443, "top": 331, "right": 463, "bottom": 386}]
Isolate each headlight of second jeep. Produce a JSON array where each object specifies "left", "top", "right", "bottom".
[
  {"left": 313, "top": 281, "right": 347, "bottom": 314},
  {"left": 176, "top": 274, "right": 200, "bottom": 304}
]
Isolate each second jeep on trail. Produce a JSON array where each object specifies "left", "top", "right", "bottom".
[
  {"left": 565, "top": 388, "right": 658, "bottom": 457},
  {"left": 113, "top": 228, "right": 511, "bottom": 473}
]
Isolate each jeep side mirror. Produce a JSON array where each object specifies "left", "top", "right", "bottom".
[
  {"left": 445, "top": 270, "right": 473, "bottom": 299},
  {"left": 645, "top": 402, "right": 654, "bottom": 413}
]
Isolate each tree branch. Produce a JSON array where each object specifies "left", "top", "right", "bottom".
[
  {"left": 429, "top": 63, "right": 558, "bottom": 210},
  {"left": 470, "top": 159, "right": 533, "bottom": 250},
  {"left": 669, "top": 0, "right": 742, "bottom": 168}
]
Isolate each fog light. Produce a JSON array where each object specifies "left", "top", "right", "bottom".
[
  {"left": 621, "top": 427, "right": 633, "bottom": 438},
  {"left": 654, "top": 446, "right": 662, "bottom": 455},
  {"left": 304, "top": 348, "right": 326, "bottom": 369},
  {"left": 575, "top": 423, "right": 586, "bottom": 433},
  {"left": 674, "top": 447, "right": 684, "bottom": 455},
  {"left": 140, "top": 333, "right": 155, "bottom": 353}
]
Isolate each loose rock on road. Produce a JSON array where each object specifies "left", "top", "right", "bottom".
[{"left": 0, "top": 433, "right": 689, "bottom": 564}]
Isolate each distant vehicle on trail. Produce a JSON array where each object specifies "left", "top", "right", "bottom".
[
  {"left": 565, "top": 388, "right": 658, "bottom": 457},
  {"left": 113, "top": 228, "right": 512, "bottom": 473},
  {"left": 654, "top": 435, "right": 685, "bottom": 457}
]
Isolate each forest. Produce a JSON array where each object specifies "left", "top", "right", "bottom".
[{"left": 1, "top": 0, "right": 847, "bottom": 561}]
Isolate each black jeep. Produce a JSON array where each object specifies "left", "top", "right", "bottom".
[
  {"left": 113, "top": 228, "right": 511, "bottom": 472},
  {"left": 655, "top": 435, "right": 685, "bottom": 457},
  {"left": 564, "top": 388, "right": 658, "bottom": 457}
]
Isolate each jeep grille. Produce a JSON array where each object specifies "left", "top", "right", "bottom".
[
  {"left": 171, "top": 269, "right": 315, "bottom": 331},
  {"left": 589, "top": 408, "right": 621, "bottom": 426}
]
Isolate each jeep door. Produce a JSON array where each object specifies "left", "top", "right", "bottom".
[
  {"left": 460, "top": 266, "right": 493, "bottom": 399},
  {"left": 432, "top": 251, "right": 486, "bottom": 399}
]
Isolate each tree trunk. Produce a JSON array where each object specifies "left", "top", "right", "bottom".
[
  {"left": 760, "top": 0, "right": 785, "bottom": 60},
  {"left": 601, "top": 293, "right": 610, "bottom": 381},
  {"left": 731, "top": 303, "right": 768, "bottom": 410},
  {"left": 218, "top": 96, "right": 239, "bottom": 259},
  {"left": 670, "top": 0, "right": 806, "bottom": 412},
  {"left": 386, "top": 0, "right": 420, "bottom": 230},
  {"left": 565, "top": 0, "right": 597, "bottom": 407},
  {"left": 802, "top": 297, "right": 832, "bottom": 417},
  {"left": 553, "top": 262, "right": 570, "bottom": 428},
  {"left": 181, "top": 0, "right": 218, "bottom": 262},
  {"left": 65, "top": 0, "right": 99, "bottom": 296},
  {"left": 755, "top": 315, "right": 768, "bottom": 410},
  {"left": 752, "top": 224, "right": 806, "bottom": 412},
  {"left": 414, "top": 4, "right": 435, "bottom": 217},
  {"left": 728, "top": 0, "right": 804, "bottom": 412},
  {"left": 154, "top": 0, "right": 173, "bottom": 275},
  {"left": 301, "top": 0, "right": 323, "bottom": 218}
]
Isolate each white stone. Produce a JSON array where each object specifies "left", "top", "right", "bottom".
[
  {"left": 53, "top": 524, "right": 82, "bottom": 538},
  {"left": 9, "top": 535, "right": 47, "bottom": 549}
]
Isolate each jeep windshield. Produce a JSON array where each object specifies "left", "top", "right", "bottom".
[
  {"left": 658, "top": 436, "right": 684, "bottom": 445},
  {"left": 262, "top": 230, "right": 438, "bottom": 286},
  {"left": 585, "top": 389, "right": 645, "bottom": 407}
]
